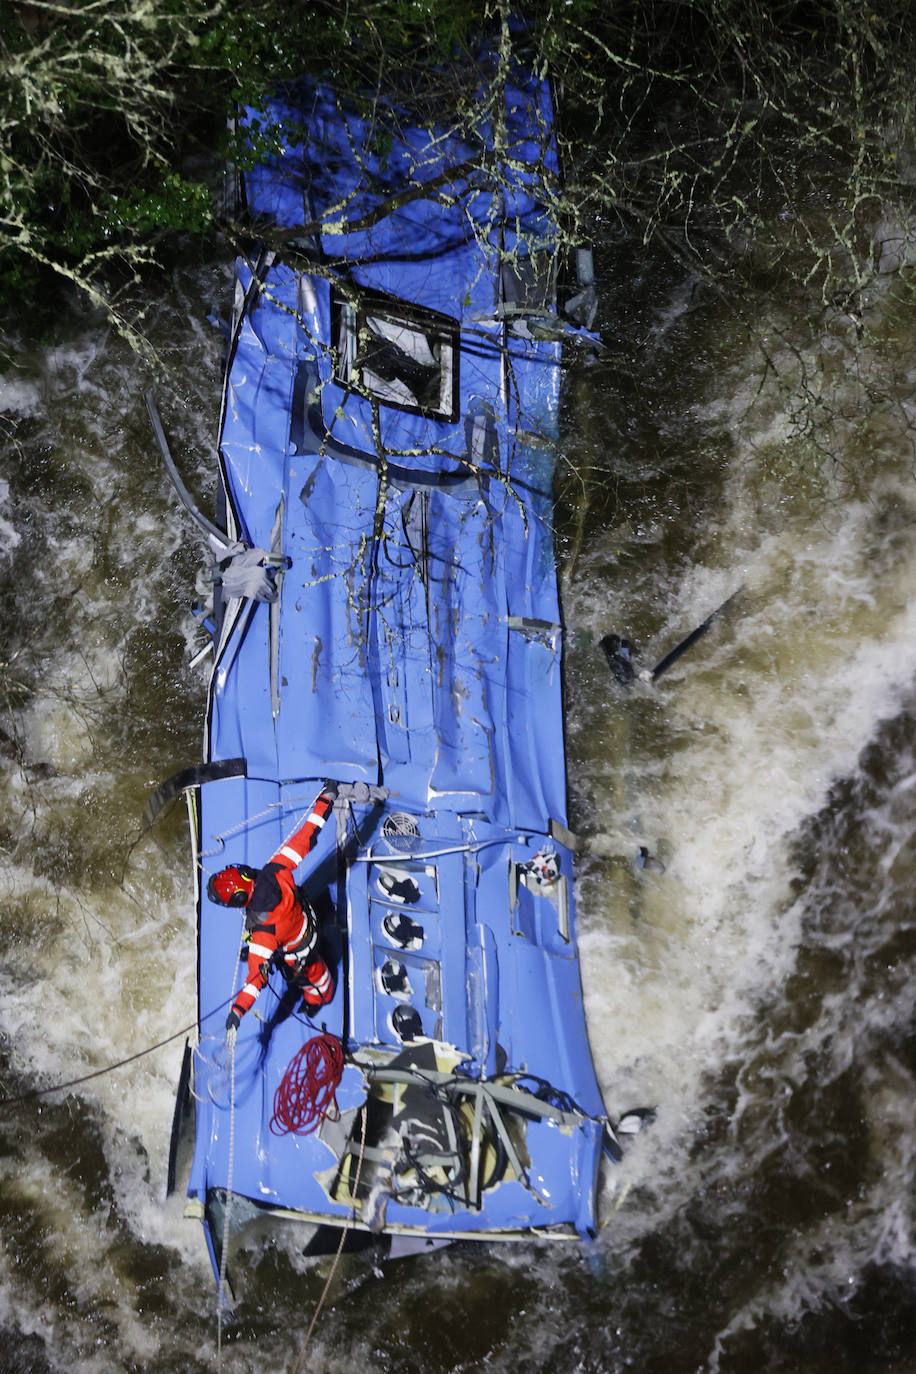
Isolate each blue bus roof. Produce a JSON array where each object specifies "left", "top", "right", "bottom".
[{"left": 186, "top": 57, "right": 611, "bottom": 1279}]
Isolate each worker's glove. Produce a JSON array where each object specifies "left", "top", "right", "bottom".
[{"left": 225, "top": 1008, "right": 241, "bottom": 1032}]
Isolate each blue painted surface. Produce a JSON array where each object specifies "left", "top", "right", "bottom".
[{"left": 188, "top": 54, "right": 610, "bottom": 1268}]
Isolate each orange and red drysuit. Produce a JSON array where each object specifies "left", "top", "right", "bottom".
[{"left": 226, "top": 786, "right": 336, "bottom": 1027}]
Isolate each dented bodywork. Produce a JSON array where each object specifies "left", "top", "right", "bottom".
[{"left": 180, "top": 51, "right": 613, "bottom": 1286}]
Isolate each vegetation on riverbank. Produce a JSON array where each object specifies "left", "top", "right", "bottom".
[{"left": 1, "top": 0, "right": 914, "bottom": 353}]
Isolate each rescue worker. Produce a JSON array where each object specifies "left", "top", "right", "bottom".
[{"left": 207, "top": 783, "right": 337, "bottom": 1031}]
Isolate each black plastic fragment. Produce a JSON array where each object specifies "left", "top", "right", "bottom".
[
  {"left": 144, "top": 757, "right": 247, "bottom": 827},
  {"left": 599, "top": 633, "right": 637, "bottom": 686}
]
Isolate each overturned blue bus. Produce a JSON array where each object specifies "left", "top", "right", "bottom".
[{"left": 163, "top": 46, "right": 616, "bottom": 1291}]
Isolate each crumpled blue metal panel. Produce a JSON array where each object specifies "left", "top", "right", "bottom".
[
  {"left": 242, "top": 65, "right": 557, "bottom": 315},
  {"left": 189, "top": 52, "right": 609, "bottom": 1269}
]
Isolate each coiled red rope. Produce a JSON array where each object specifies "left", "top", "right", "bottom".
[{"left": 270, "top": 1032, "right": 345, "bottom": 1136}]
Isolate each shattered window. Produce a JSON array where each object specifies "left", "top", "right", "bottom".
[
  {"left": 500, "top": 250, "right": 555, "bottom": 313},
  {"left": 334, "top": 295, "right": 458, "bottom": 420}
]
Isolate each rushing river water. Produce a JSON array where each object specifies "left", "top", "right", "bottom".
[{"left": 0, "top": 201, "right": 915, "bottom": 1373}]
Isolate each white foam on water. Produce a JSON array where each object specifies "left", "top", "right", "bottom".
[
  {"left": 0, "top": 280, "right": 235, "bottom": 1369},
  {"left": 0, "top": 1152, "right": 183, "bottom": 1372},
  {"left": 704, "top": 1053, "right": 916, "bottom": 1373},
  {"left": 0, "top": 372, "right": 42, "bottom": 416},
  {"left": 0, "top": 857, "right": 221, "bottom": 1371},
  {"left": 0, "top": 214, "right": 914, "bottom": 1373},
  {"left": 0, "top": 475, "right": 20, "bottom": 555},
  {"left": 569, "top": 275, "right": 916, "bottom": 1265}
]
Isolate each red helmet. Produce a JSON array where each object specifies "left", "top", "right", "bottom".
[{"left": 207, "top": 864, "right": 256, "bottom": 907}]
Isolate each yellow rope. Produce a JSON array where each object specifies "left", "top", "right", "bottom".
[{"left": 292, "top": 1103, "right": 369, "bottom": 1373}]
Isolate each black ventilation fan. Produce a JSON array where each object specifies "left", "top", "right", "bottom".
[
  {"left": 391, "top": 1005, "right": 424, "bottom": 1042},
  {"left": 377, "top": 869, "right": 421, "bottom": 903},
  {"left": 381, "top": 959, "right": 410, "bottom": 996},
  {"left": 383, "top": 912, "right": 425, "bottom": 948}
]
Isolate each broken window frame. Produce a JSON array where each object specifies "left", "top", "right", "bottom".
[{"left": 332, "top": 290, "right": 460, "bottom": 422}]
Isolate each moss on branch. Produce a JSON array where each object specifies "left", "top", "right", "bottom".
[{"left": 0, "top": 0, "right": 913, "bottom": 348}]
